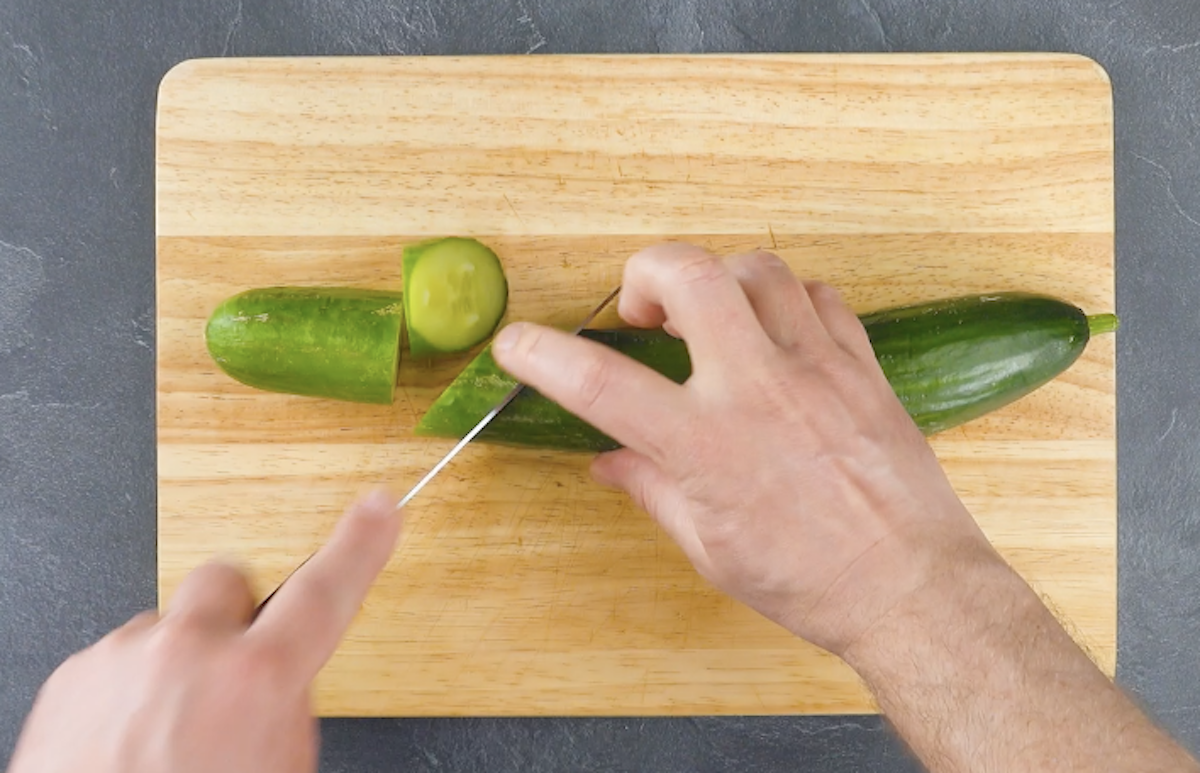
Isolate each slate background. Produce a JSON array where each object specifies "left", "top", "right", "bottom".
[{"left": 2, "top": 1, "right": 1199, "bottom": 770}]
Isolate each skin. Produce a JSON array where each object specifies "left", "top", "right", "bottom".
[
  {"left": 8, "top": 242, "right": 1198, "bottom": 772},
  {"left": 7, "top": 488, "right": 402, "bottom": 773}
]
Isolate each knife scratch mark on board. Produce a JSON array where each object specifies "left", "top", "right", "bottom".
[
  {"left": 396, "top": 383, "right": 419, "bottom": 428},
  {"left": 467, "top": 614, "right": 501, "bottom": 661},
  {"left": 540, "top": 468, "right": 565, "bottom": 650},
  {"left": 422, "top": 599, "right": 451, "bottom": 644},
  {"left": 502, "top": 193, "right": 528, "bottom": 228}
]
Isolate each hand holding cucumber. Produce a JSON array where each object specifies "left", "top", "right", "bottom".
[
  {"left": 491, "top": 242, "right": 1200, "bottom": 773},
  {"left": 491, "top": 242, "right": 995, "bottom": 655}
]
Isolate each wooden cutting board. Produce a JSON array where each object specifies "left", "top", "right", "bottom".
[{"left": 155, "top": 53, "right": 1116, "bottom": 716}]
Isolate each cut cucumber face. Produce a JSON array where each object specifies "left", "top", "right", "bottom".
[
  {"left": 402, "top": 237, "right": 508, "bottom": 357},
  {"left": 204, "top": 286, "right": 405, "bottom": 405}
]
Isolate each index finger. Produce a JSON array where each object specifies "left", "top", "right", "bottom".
[
  {"left": 618, "top": 242, "right": 776, "bottom": 368},
  {"left": 492, "top": 322, "right": 690, "bottom": 462},
  {"left": 247, "top": 488, "right": 403, "bottom": 684}
]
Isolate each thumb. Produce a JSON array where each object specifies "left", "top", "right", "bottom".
[{"left": 592, "top": 449, "right": 707, "bottom": 567}]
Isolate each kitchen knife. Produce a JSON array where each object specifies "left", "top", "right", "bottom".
[{"left": 251, "top": 285, "right": 622, "bottom": 618}]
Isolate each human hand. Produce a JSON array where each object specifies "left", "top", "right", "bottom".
[
  {"left": 7, "top": 488, "right": 402, "bottom": 773},
  {"left": 491, "top": 243, "right": 1000, "bottom": 657}
]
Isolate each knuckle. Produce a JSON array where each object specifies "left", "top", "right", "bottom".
[
  {"left": 674, "top": 252, "right": 729, "bottom": 289},
  {"left": 746, "top": 250, "right": 787, "bottom": 270},
  {"left": 509, "top": 322, "right": 546, "bottom": 361},
  {"left": 573, "top": 352, "right": 612, "bottom": 413},
  {"left": 631, "top": 241, "right": 711, "bottom": 272},
  {"left": 805, "top": 278, "right": 831, "bottom": 294},
  {"left": 806, "top": 280, "right": 843, "bottom": 306},
  {"left": 727, "top": 250, "right": 784, "bottom": 281}
]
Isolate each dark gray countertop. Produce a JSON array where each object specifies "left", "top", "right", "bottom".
[{"left": 3, "top": 1, "right": 1199, "bottom": 770}]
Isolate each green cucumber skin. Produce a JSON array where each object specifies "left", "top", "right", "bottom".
[
  {"left": 414, "top": 292, "right": 1102, "bottom": 451},
  {"left": 205, "top": 287, "right": 405, "bottom": 405},
  {"left": 415, "top": 329, "right": 688, "bottom": 452},
  {"left": 860, "top": 292, "right": 1090, "bottom": 434},
  {"left": 402, "top": 237, "right": 509, "bottom": 358}
]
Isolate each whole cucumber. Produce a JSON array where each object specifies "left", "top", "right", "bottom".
[
  {"left": 205, "top": 287, "right": 405, "bottom": 405},
  {"left": 414, "top": 292, "right": 1118, "bottom": 451}
]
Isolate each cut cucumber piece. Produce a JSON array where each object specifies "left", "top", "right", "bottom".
[
  {"left": 414, "top": 292, "right": 1118, "bottom": 451},
  {"left": 402, "top": 237, "right": 508, "bottom": 357},
  {"left": 416, "top": 329, "right": 688, "bottom": 452},
  {"left": 205, "top": 286, "right": 405, "bottom": 405}
]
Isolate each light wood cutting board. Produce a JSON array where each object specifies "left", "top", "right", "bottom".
[{"left": 155, "top": 53, "right": 1116, "bottom": 717}]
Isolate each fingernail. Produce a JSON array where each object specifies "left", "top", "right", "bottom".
[
  {"left": 493, "top": 323, "right": 526, "bottom": 355},
  {"left": 358, "top": 487, "right": 400, "bottom": 517}
]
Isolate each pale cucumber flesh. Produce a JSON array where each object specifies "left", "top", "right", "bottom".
[{"left": 403, "top": 237, "right": 508, "bottom": 356}]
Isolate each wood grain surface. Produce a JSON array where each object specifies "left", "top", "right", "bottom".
[{"left": 155, "top": 53, "right": 1116, "bottom": 716}]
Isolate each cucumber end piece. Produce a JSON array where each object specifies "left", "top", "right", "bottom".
[
  {"left": 1087, "top": 313, "right": 1119, "bottom": 337},
  {"left": 204, "top": 286, "right": 405, "bottom": 405}
]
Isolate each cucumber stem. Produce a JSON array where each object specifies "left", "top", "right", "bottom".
[{"left": 1087, "top": 313, "right": 1120, "bottom": 336}]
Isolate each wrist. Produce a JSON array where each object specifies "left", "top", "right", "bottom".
[
  {"left": 839, "top": 538, "right": 1030, "bottom": 678},
  {"left": 830, "top": 524, "right": 1200, "bottom": 773},
  {"left": 781, "top": 500, "right": 1008, "bottom": 661}
]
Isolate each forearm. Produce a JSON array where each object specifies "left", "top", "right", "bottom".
[
  {"left": 493, "top": 243, "right": 1182, "bottom": 767},
  {"left": 843, "top": 545, "right": 1199, "bottom": 773}
]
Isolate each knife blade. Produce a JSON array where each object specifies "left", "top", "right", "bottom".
[
  {"left": 251, "top": 285, "right": 622, "bottom": 617},
  {"left": 396, "top": 284, "right": 622, "bottom": 509}
]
